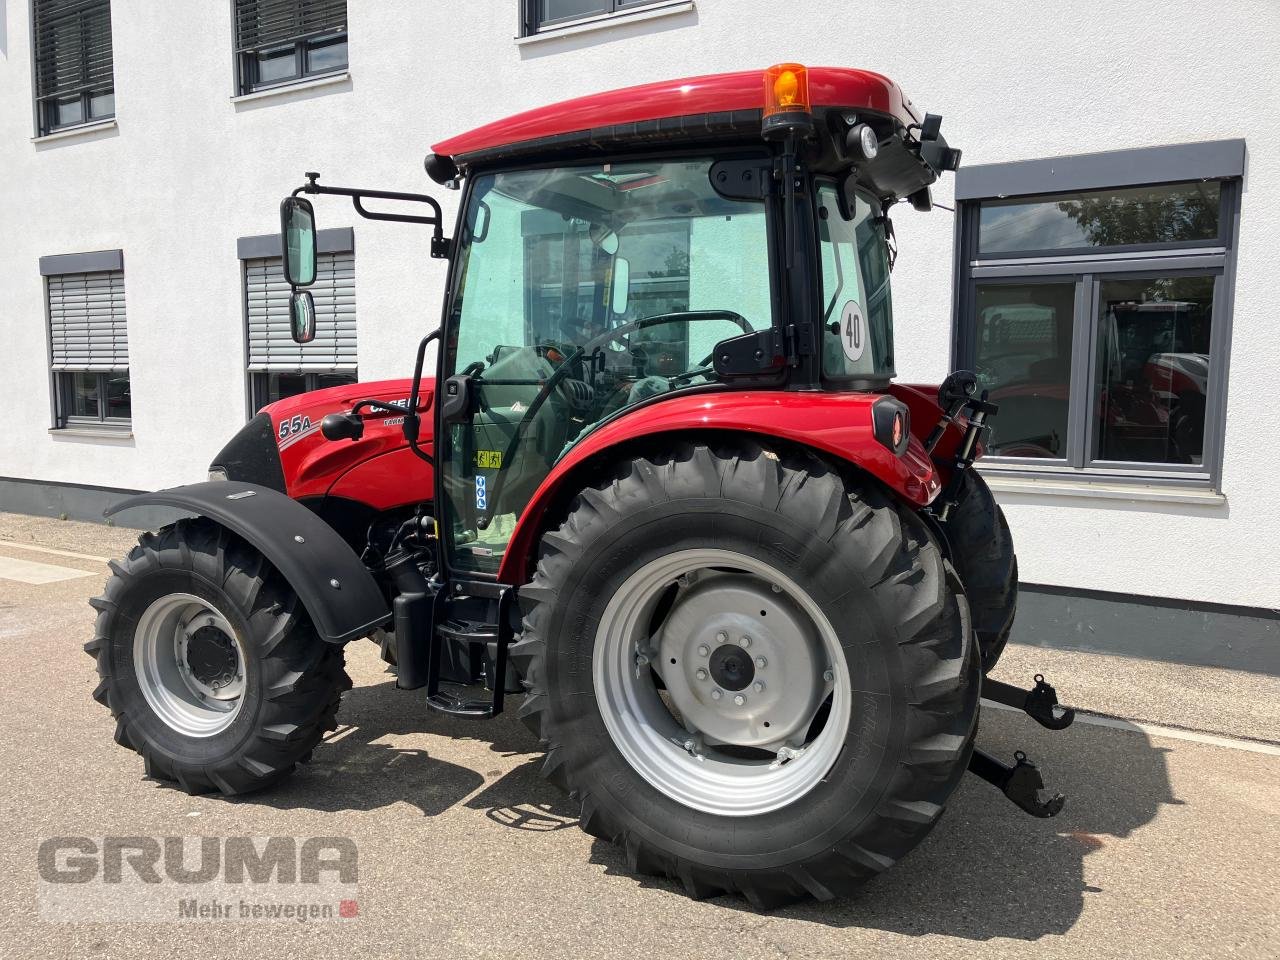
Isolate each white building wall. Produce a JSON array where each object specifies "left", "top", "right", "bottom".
[{"left": 2, "top": 0, "right": 1278, "bottom": 608}]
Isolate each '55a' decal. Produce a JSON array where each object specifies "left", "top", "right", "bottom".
[
  {"left": 277, "top": 415, "right": 313, "bottom": 440},
  {"left": 273, "top": 414, "right": 313, "bottom": 450}
]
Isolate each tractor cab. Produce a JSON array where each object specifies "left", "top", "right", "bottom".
[{"left": 282, "top": 65, "right": 960, "bottom": 579}]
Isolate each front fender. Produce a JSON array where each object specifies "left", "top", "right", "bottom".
[
  {"left": 495, "top": 391, "right": 940, "bottom": 584},
  {"left": 106, "top": 481, "right": 390, "bottom": 644}
]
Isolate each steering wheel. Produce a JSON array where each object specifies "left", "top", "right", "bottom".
[
  {"left": 578, "top": 310, "right": 751, "bottom": 359},
  {"left": 478, "top": 311, "right": 750, "bottom": 522},
  {"left": 515, "top": 311, "right": 751, "bottom": 445}
]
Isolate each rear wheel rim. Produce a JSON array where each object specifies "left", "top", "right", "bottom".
[
  {"left": 133, "top": 593, "right": 247, "bottom": 737},
  {"left": 593, "top": 548, "right": 850, "bottom": 816}
]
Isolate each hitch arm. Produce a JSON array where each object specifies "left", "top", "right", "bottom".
[
  {"left": 969, "top": 749, "right": 1065, "bottom": 819},
  {"left": 984, "top": 674, "right": 1076, "bottom": 730}
]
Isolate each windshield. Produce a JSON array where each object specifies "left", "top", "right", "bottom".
[
  {"left": 817, "top": 183, "right": 895, "bottom": 380},
  {"left": 443, "top": 157, "right": 772, "bottom": 574}
]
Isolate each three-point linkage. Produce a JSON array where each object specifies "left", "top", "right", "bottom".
[{"left": 969, "top": 673, "right": 1076, "bottom": 818}]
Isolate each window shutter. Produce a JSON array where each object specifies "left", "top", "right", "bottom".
[
  {"left": 246, "top": 253, "right": 356, "bottom": 371},
  {"left": 33, "top": 0, "right": 113, "bottom": 101},
  {"left": 234, "top": 0, "right": 347, "bottom": 53},
  {"left": 47, "top": 270, "right": 128, "bottom": 372}
]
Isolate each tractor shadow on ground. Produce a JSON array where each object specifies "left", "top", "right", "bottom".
[
  {"left": 463, "top": 757, "right": 581, "bottom": 832},
  {"left": 222, "top": 677, "right": 542, "bottom": 819},
  {"left": 587, "top": 706, "right": 1179, "bottom": 941}
]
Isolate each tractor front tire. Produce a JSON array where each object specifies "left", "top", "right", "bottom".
[
  {"left": 944, "top": 470, "right": 1018, "bottom": 672},
  {"left": 513, "top": 441, "right": 979, "bottom": 907},
  {"left": 85, "top": 518, "right": 350, "bottom": 795}
]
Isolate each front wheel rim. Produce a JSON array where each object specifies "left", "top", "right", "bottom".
[
  {"left": 133, "top": 593, "right": 247, "bottom": 737},
  {"left": 592, "top": 548, "right": 851, "bottom": 817}
]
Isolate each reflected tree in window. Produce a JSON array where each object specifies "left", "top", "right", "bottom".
[{"left": 1056, "top": 182, "right": 1220, "bottom": 248}]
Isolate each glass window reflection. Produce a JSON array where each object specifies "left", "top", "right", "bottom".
[
  {"left": 974, "top": 282, "right": 1076, "bottom": 458},
  {"left": 1093, "top": 276, "right": 1214, "bottom": 465},
  {"left": 979, "top": 182, "right": 1221, "bottom": 254}
]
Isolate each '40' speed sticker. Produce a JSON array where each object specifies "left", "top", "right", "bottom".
[
  {"left": 839, "top": 301, "right": 866, "bottom": 364},
  {"left": 475, "top": 475, "right": 488, "bottom": 511}
]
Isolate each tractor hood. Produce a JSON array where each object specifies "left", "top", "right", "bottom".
[{"left": 210, "top": 378, "right": 434, "bottom": 502}]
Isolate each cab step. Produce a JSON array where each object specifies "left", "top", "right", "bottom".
[
  {"left": 426, "top": 687, "right": 498, "bottom": 719},
  {"left": 424, "top": 588, "right": 513, "bottom": 719}
]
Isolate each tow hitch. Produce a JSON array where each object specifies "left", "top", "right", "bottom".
[
  {"left": 984, "top": 673, "right": 1076, "bottom": 730},
  {"left": 970, "top": 673, "right": 1076, "bottom": 818},
  {"left": 968, "top": 749, "right": 1066, "bottom": 819}
]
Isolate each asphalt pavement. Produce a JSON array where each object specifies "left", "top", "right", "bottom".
[{"left": 0, "top": 513, "right": 1277, "bottom": 960}]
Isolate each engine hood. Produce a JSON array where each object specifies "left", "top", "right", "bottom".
[{"left": 212, "top": 378, "right": 435, "bottom": 504}]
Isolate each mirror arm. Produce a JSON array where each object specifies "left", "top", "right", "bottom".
[{"left": 294, "top": 173, "right": 451, "bottom": 258}]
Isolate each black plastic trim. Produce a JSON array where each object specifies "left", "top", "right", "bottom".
[
  {"left": 105, "top": 480, "right": 390, "bottom": 644},
  {"left": 208, "top": 413, "right": 288, "bottom": 493},
  {"left": 871, "top": 395, "right": 910, "bottom": 455}
]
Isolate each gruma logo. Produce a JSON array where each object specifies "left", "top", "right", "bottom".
[{"left": 37, "top": 836, "right": 359, "bottom": 923}]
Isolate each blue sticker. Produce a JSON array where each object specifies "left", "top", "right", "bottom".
[{"left": 475, "top": 475, "right": 487, "bottom": 510}]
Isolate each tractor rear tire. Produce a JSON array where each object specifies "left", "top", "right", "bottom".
[
  {"left": 944, "top": 470, "right": 1018, "bottom": 672},
  {"left": 512, "top": 440, "right": 979, "bottom": 907},
  {"left": 85, "top": 518, "right": 351, "bottom": 795}
]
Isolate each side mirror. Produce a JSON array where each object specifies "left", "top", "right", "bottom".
[
  {"left": 321, "top": 412, "right": 364, "bottom": 442},
  {"left": 290, "top": 290, "right": 317, "bottom": 344},
  {"left": 280, "top": 196, "right": 317, "bottom": 287},
  {"left": 611, "top": 257, "right": 630, "bottom": 315}
]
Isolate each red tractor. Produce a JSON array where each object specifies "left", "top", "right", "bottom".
[{"left": 86, "top": 65, "right": 1076, "bottom": 907}]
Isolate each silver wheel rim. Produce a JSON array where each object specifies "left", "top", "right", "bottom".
[
  {"left": 133, "top": 593, "right": 247, "bottom": 737},
  {"left": 593, "top": 548, "right": 851, "bottom": 816}
]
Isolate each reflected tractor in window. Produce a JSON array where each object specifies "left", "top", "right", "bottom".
[{"left": 85, "top": 65, "right": 1078, "bottom": 908}]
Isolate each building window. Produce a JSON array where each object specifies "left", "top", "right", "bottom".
[
  {"left": 244, "top": 250, "right": 356, "bottom": 411},
  {"left": 953, "top": 140, "right": 1244, "bottom": 489},
  {"left": 520, "top": 0, "right": 675, "bottom": 35},
  {"left": 46, "top": 267, "right": 130, "bottom": 428},
  {"left": 32, "top": 0, "right": 115, "bottom": 136},
  {"left": 233, "top": 0, "right": 347, "bottom": 95}
]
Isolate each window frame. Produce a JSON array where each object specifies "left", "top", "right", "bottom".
[
  {"left": 951, "top": 142, "right": 1244, "bottom": 491},
  {"left": 31, "top": 0, "right": 116, "bottom": 137},
  {"left": 42, "top": 253, "right": 130, "bottom": 432},
  {"left": 519, "top": 0, "right": 678, "bottom": 36},
  {"left": 231, "top": 0, "right": 347, "bottom": 97},
  {"left": 248, "top": 370, "right": 357, "bottom": 412},
  {"left": 237, "top": 227, "right": 357, "bottom": 418},
  {"left": 55, "top": 369, "right": 131, "bottom": 427}
]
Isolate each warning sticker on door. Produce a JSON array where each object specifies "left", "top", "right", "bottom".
[
  {"left": 475, "top": 475, "right": 488, "bottom": 510},
  {"left": 839, "top": 301, "right": 866, "bottom": 364}
]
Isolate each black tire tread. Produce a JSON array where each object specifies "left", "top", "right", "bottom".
[
  {"left": 512, "top": 440, "right": 979, "bottom": 907},
  {"left": 944, "top": 470, "right": 1018, "bottom": 672},
  {"left": 84, "top": 518, "right": 349, "bottom": 796}
]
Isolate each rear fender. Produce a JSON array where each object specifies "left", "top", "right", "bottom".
[
  {"left": 495, "top": 390, "right": 940, "bottom": 584},
  {"left": 889, "top": 382, "right": 972, "bottom": 464},
  {"left": 106, "top": 481, "right": 390, "bottom": 644}
]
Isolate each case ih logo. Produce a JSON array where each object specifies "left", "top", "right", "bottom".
[{"left": 37, "top": 836, "right": 359, "bottom": 923}]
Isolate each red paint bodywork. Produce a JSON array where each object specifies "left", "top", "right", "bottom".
[
  {"left": 260, "top": 376, "right": 963, "bottom": 581},
  {"left": 494, "top": 390, "right": 946, "bottom": 584},
  {"left": 260, "top": 378, "right": 434, "bottom": 509},
  {"left": 432, "top": 68, "right": 921, "bottom": 161}
]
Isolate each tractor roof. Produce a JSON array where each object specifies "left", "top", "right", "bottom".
[{"left": 431, "top": 67, "right": 922, "bottom": 167}]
